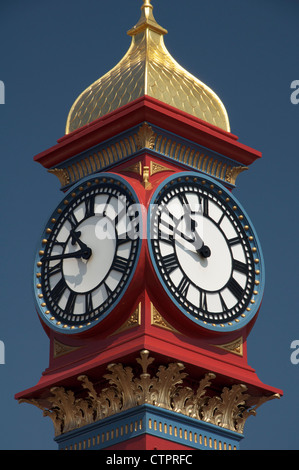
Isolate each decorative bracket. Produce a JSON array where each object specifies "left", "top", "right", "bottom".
[{"left": 136, "top": 122, "right": 156, "bottom": 150}]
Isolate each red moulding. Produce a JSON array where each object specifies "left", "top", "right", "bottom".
[{"left": 33, "top": 96, "right": 261, "bottom": 170}]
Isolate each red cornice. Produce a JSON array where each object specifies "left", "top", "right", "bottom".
[{"left": 34, "top": 96, "right": 261, "bottom": 169}]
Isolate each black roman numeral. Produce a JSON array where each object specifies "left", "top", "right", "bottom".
[
  {"left": 177, "top": 276, "right": 190, "bottom": 298},
  {"left": 228, "top": 236, "right": 240, "bottom": 247},
  {"left": 113, "top": 255, "right": 128, "bottom": 273},
  {"left": 159, "top": 217, "right": 175, "bottom": 233},
  {"left": 85, "top": 194, "right": 95, "bottom": 218},
  {"left": 47, "top": 261, "right": 63, "bottom": 277},
  {"left": 51, "top": 278, "right": 67, "bottom": 303},
  {"left": 202, "top": 197, "right": 209, "bottom": 217},
  {"left": 158, "top": 219, "right": 175, "bottom": 243},
  {"left": 227, "top": 277, "right": 244, "bottom": 301},
  {"left": 158, "top": 229, "right": 174, "bottom": 244},
  {"left": 178, "top": 192, "right": 189, "bottom": 207},
  {"left": 65, "top": 291, "right": 77, "bottom": 316},
  {"left": 217, "top": 212, "right": 226, "bottom": 227},
  {"left": 162, "top": 253, "right": 179, "bottom": 274},
  {"left": 53, "top": 240, "right": 67, "bottom": 249},
  {"left": 85, "top": 292, "right": 93, "bottom": 312},
  {"left": 160, "top": 206, "right": 180, "bottom": 226},
  {"left": 103, "top": 194, "right": 112, "bottom": 216},
  {"left": 68, "top": 211, "right": 78, "bottom": 229},
  {"left": 232, "top": 259, "right": 248, "bottom": 275},
  {"left": 219, "top": 292, "right": 228, "bottom": 311},
  {"left": 199, "top": 290, "right": 207, "bottom": 311},
  {"left": 117, "top": 235, "right": 132, "bottom": 245},
  {"left": 114, "top": 205, "right": 127, "bottom": 227}
]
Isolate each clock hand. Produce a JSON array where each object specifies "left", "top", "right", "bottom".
[
  {"left": 70, "top": 229, "right": 89, "bottom": 250},
  {"left": 180, "top": 230, "right": 211, "bottom": 258},
  {"left": 178, "top": 230, "right": 199, "bottom": 244},
  {"left": 41, "top": 246, "right": 92, "bottom": 262},
  {"left": 69, "top": 229, "right": 92, "bottom": 259},
  {"left": 159, "top": 206, "right": 211, "bottom": 258},
  {"left": 160, "top": 219, "right": 211, "bottom": 258},
  {"left": 197, "top": 244, "right": 211, "bottom": 258}
]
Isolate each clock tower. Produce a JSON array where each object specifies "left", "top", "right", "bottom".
[{"left": 16, "top": 1, "right": 282, "bottom": 451}]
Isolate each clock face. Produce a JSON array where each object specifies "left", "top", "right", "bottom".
[
  {"left": 148, "top": 172, "right": 264, "bottom": 332},
  {"left": 34, "top": 174, "right": 142, "bottom": 333}
]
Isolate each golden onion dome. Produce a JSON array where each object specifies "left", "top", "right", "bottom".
[{"left": 65, "top": 0, "right": 230, "bottom": 134}]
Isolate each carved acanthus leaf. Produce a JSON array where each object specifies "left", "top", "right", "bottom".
[
  {"left": 136, "top": 123, "right": 156, "bottom": 150},
  {"left": 19, "top": 350, "right": 280, "bottom": 437}
]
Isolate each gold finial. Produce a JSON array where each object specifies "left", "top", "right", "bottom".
[
  {"left": 128, "top": 0, "right": 167, "bottom": 36},
  {"left": 141, "top": 0, "right": 154, "bottom": 16},
  {"left": 142, "top": 0, "right": 153, "bottom": 9},
  {"left": 65, "top": 1, "right": 230, "bottom": 134}
]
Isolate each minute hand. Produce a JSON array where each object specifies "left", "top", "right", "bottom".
[
  {"left": 41, "top": 248, "right": 90, "bottom": 262},
  {"left": 178, "top": 229, "right": 211, "bottom": 258}
]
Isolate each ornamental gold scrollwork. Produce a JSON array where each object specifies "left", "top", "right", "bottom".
[
  {"left": 150, "top": 303, "right": 180, "bottom": 333},
  {"left": 225, "top": 166, "right": 248, "bottom": 185},
  {"left": 150, "top": 161, "right": 174, "bottom": 176},
  {"left": 53, "top": 338, "right": 81, "bottom": 358},
  {"left": 212, "top": 337, "right": 243, "bottom": 356},
  {"left": 47, "top": 168, "right": 70, "bottom": 186},
  {"left": 111, "top": 303, "right": 141, "bottom": 335},
  {"left": 19, "top": 350, "right": 280, "bottom": 437},
  {"left": 136, "top": 123, "right": 156, "bottom": 150}
]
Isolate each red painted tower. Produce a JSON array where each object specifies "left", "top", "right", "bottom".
[{"left": 16, "top": 1, "right": 282, "bottom": 450}]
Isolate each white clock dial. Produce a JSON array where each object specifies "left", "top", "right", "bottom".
[
  {"left": 62, "top": 215, "right": 117, "bottom": 293},
  {"left": 149, "top": 173, "right": 264, "bottom": 331},
  {"left": 34, "top": 174, "right": 141, "bottom": 333}
]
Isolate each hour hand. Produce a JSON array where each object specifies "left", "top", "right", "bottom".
[{"left": 70, "top": 229, "right": 88, "bottom": 250}]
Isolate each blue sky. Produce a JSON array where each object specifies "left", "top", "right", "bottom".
[{"left": 0, "top": 0, "right": 298, "bottom": 450}]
